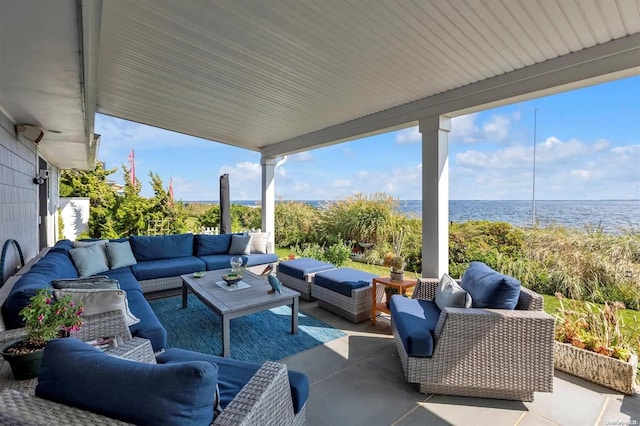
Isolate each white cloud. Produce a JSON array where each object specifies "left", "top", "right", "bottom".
[
  {"left": 452, "top": 137, "right": 640, "bottom": 200},
  {"left": 396, "top": 127, "right": 421, "bottom": 144},
  {"left": 218, "top": 161, "right": 262, "bottom": 199},
  {"left": 289, "top": 151, "right": 313, "bottom": 162},
  {"left": 450, "top": 112, "right": 515, "bottom": 144}
]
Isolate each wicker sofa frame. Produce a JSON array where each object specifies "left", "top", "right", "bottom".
[
  {"left": 1, "top": 270, "right": 306, "bottom": 425},
  {"left": 392, "top": 278, "right": 555, "bottom": 402}
]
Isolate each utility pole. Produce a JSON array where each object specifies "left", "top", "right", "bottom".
[{"left": 532, "top": 108, "right": 537, "bottom": 227}]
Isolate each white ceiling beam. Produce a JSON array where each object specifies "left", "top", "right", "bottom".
[
  {"left": 261, "top": 33, "right": 640, "bottom": 158},
  {"left": 80, "top": 0, "right": 103, "bottom": 167}
]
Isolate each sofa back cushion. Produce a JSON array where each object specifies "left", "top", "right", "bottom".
[
  {"left": 36, "top": 338, "right": 218, "bottom": 425},
  {"left": 130, "top": 233, "right": 194, "bottom": 261},
  {"left": 2, "top": 251, "right": 79, "bottom": 328},
  {"left": 460, "top": 262, "right": 521, "bottom": 310},
  {"left": 194, "top": 234, "right": 233, "bottom": 256}
]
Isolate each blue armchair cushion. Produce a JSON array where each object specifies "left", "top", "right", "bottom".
[
  {"left": 36, "top": 339, "right": 217, "bottom": 426},
  {"left": 157, "top": 348, "right": 309, "bottom": 415},
  {"left": 105, "top": 241, "right": 137, "bottom": 269},
  {"left": 195, "top": 234, "right": 233, "bottom": 256},
  {"left": 131, "top": 257, "right": 206, "bottom": 281},
  {"left": 390, "top": 295, "right": 441, "bottom": 357},
  {"left": 460, "top": 262, "right": 521, "bottom": 309},
  {"left": 69, "top": 244, "right": 110, "bottom": 277},
  {"left": 278, "top": 258, "right": 335, "bottom": 280},
  {"left": 313, "top": 268, "right": 375, "bottom": 297},
  {"left": 130, "top": 233, "right": 194, "bottom": 261}
]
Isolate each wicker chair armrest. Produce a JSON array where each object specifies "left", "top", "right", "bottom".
[
  {"left": 516, "top": 286, "right": 544, "bottom": 311},
  {"left": 434, "top": 306, "right": 555, "bottom": 340},
  {"left": 412, "top": 278, "right": 439, "bottom": 300},
  {"left": 214, "top": 361, "right": 298, "bottom": 426},
  {"left": 0, "top": 327, "right": 27, "bottom": 347},
  {"left": 71, "top": 310, "right": 132, "bottom": 344},
  {"left": 432, "top": 307, "right": 555, "bottom": 391},
  {"left": 0, "top": 389, "right": 132, "bottom": 425}
]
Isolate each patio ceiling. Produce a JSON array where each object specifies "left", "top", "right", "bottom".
[{"left": 1, "top": 1, "right": 639, "bottom": 170}]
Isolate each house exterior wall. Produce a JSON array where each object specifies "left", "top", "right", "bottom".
[
  {"left": 59, "top": 197, "right": 90, "bottom": 241},
  {"left": 0, "top": 111, "right": 39, "bottom": 278}
]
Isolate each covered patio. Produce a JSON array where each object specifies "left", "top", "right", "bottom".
[{"left": 0, "top": 1, "right": 639, "bottom": 424}]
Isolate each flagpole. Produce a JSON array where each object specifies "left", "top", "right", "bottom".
[{"left": 532, "top": 109, "right": 537, "bottom": 227}]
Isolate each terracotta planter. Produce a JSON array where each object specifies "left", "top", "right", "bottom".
[
  {"left": 1, "top": 339, "right": 44, "bottom": 381},
  {"left": 554, "top": 341, "right": 637, "bottom": 395}
]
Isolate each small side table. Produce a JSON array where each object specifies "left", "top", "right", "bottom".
[{"left": 371, "top": 277, "right": 416, "bottom": 325}]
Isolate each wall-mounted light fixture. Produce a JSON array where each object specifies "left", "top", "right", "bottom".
[
  {"left": 33, "top": 169, "right": 50, "bottom": 185},
  {"left": 16, "top": 124, "right": 45, "bottom": 144}
]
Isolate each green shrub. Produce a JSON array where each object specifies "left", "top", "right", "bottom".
[
  {"left": 274, "top": 201, "right": 319, "bottom": 247},
  {"left": 291, "top": 240, "right": 351, "bottom": 267}
]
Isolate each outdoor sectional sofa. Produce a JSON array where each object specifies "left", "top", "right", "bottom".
[
  {"left": 1, "top": 232, "right": 278, "bottom": 352},
  {"left": 390, "top": 262, "right": 555, "bottom": 402}
]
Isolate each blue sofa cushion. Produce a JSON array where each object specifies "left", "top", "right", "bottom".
[
  {"left": 195, "top": 234, "right": 233, "bottom": 256},
  {"left": 460, "top": 262, "right": 521, "bottom": 309},
  {"left": 157, "top": 348, "right": 309, "bottom": 415},
  {"left": 104, "top": 270, "right": 143, "bottom": 292},
  {"left": 125, "top": 289, "right": 168, "bottom": 351},
  {"left": 131, "top": 257, "right": 206, "bottom": 281},
  {"left": 278, "top": 258, "right": 335, "bottom": 280},
  {"left": 130, "top": 233, "right": 194, "bottom": 261},
  {"left": 313, "top": 268, "right": 375, "bottom": 297},
  {"left": 199, "top": 254, "right": 236, "bottom": 271},
  {"left": 36, "top": 339, "right": 216, "bottom": 425},
  {"left": 390, "top": 295, "right": 441, "bottom": 357},
  {"left": 2, "top": 251, "right": 79, "bottom": 328},
  {"left": 48, "top": 239, "right": 74, "bottom": 254}
]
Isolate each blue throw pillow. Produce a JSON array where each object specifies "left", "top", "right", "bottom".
[
  {"left": 228, "top": 234, "right": 251, "bottom": 255},
  {"left": 130, "top": 233, "right": 194, "bottom": 261},
  {"left": 69, "top": 244, "right": 110, "bottom": 277},
  {"left": 36, "top": 338, "right": 217, "bottom": 425},
  {"left": 105, "top": 241, "right": 137, "bottom": 269},
  {"left": 195, "top": 234, "right": 233, "bottom": 256},
  {"left": 460, "top": 262, "right": 521, "bottom": 309}
]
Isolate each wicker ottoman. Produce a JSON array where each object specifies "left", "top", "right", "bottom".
[
  {"left": 277, "top": 258, "right": 336, "bottom": 301},
  {"left": 311, "top": 268, "right": 382, "bottom": 323}
]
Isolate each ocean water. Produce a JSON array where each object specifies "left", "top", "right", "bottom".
[{"left": 199, "top": 200, "right": 640, "bottom": 234}]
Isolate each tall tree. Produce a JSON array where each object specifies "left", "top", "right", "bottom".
[{"left": 112, "top": 166, "right": 148, "bottom": 236}]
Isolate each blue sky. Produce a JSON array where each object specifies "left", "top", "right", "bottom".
[{"left": 95, "top": 76, "right": 640, "bottom": 201}]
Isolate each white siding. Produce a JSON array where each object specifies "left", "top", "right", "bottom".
[{"left": 0, "top": 111, "right": 39, "bottom": 279}]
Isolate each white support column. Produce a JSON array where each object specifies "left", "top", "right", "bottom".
[
  {"left": 260, "top": 156, "right": 277, "bottom": 252},
  {"left": 420, "top": 115, "right": 451, "bottom": 278}
]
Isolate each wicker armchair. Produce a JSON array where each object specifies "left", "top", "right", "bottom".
[{"left": 392, "top": 278, "right": 555, "bottom": 401}]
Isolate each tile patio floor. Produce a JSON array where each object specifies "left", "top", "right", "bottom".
[{"left": 281, "top": 299, "right": 640, "bottom": 426}]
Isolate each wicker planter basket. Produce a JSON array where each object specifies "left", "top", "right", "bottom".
[{"left": 554, "top": 341, "right": 637, "bottom": 395}]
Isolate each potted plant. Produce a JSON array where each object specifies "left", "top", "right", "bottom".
[
  {"left": 553, "top": 293, "right": 637, "bottom": 395},
  {"left": 1, "top": 289, "right": 84, "bottom": 380},
  {"left": 383, "top": 230, "right": 406, "bottom": 282}
]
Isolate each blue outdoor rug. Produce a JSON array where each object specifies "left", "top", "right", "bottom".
[{"left": 149, "top": 294, "right": 345, "bottom": 363}]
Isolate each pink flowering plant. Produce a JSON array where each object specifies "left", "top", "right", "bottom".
[{"left": 17, "top": 289, "right": 84, "bottom": 350}]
